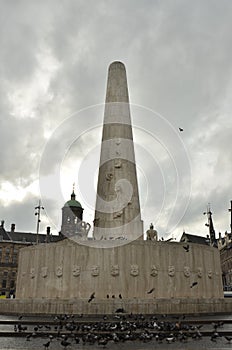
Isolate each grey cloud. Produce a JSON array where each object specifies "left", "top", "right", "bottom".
[{"left": 0, "top": 0, "right": 231, "bottom": 236}]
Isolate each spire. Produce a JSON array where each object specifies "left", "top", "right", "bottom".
[
  {"left": 71, "top": 183, "right": 76, "bottom": 200},
  {"left": 93, "top": 62, "right": 143, "bottom": 240},
  {"left": 204, "top": 204, "right": 216, "bottom": 246}
]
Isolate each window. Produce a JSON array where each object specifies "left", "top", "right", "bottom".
[
  {"left": 10, "top": 280, "right": 14, "bottom": 289},
  {"left": 12, "top": 253, "right": 17, "bottom": 264},
  {"left": 2, "top": 280, "right": 6, "bottom": 288}
]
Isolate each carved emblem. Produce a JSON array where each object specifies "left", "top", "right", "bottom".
[
  {"left": 72, "top": 265, "right": 81, "bottom": 277},
  {"left": 115, "top": 138, "right": 121, "bottom": 145},
  {"left": 105, "top": 173, "right": 113, "bottom": 181},
  {"left": 91, "top": 265, "right": 100, "bottom": 277},
  {"left": 56, "top": 266, "right": 63, "bottom": 277},
  {"left": 150, "top": 265, "right": 158, "bottom": 277},
  {"left": 30, "top": 268, "right": 35, "bottom": 279},
  {"left": 168, "top": 265, "right": 175, "bottom": 277},
  {"left": 113, "top": 210, "right": 123, "bottom": 218},
  {"left": 111, "top": 265, "right": 119, "bottom": 276},
  {"left": 183, "top": 266, "right": 190, "bottom": 278},
  {"left": 41, "top": 267, "right": 48, "bottom": 278},
  {"left": 130, "top": 264, "right": 139, "bottom": 276},
  {"left": 114, "top": 160, "right": 122, "bottom": 168},
  {"left": 208, "top": 270, "right": 213, "bottom": 279}
]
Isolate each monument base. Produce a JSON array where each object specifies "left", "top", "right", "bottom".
[{"left": 0, "top": 298, "right": 231, "bottom": 315}]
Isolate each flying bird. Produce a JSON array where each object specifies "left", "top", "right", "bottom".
[
  {"left": 179, "top": 127, "right": 184, "bottom": 132},
  {"left": 190, "top": 282, "right": 198, "bottom": 288},
  {"left": 88, "top": 292, "right": 95, "bottom": 303},
  {"left": 183, "top": 244, "right": 190, "bottom": 252},
  {"left": 147, "top": 288, "right": 155, "bottom": 294}
]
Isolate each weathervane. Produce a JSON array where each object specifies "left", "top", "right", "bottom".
[{"left": 35, "top": 200, "right": 44, "bottom": 244}]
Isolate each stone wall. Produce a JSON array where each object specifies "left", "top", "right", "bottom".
[{"left": 16, "top": 239, "right": 223, "bottom": 300}]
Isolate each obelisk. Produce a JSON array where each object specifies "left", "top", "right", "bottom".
[{"left": 93, "top": 61, "right": 143, "bottom": 240}]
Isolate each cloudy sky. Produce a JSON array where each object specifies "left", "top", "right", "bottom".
[{"left": 0, "top": 0, "right": 232, "bottom": 240}]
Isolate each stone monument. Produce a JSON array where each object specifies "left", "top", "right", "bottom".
[
  {"left": 93, "top": 61, "right": 143, "bottom": 240},
  {"left": 10, "top": 61, "right": 227, "bottom": 315}
]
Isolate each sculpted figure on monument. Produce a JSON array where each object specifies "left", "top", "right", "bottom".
[
  {"left": 114, "top": 179, "right": 133, "bottom": 210},
  {"left": 130, "top": 264, "right": 139, "bottom": 276},
  {"left": 146, "top": 223, "right": 158, "bottom": 241},
  {"left": 208, "top": 270, "right": 213, "bottom": 278},
  {"left": 111, "top": 264, "right": 119, "bottom": 276},
  {"left": 168, "top": 265, "right": 175, "bottom": 277},
  {"left": 150, "top": 265, "right": 158, "bottom": 277},
  {"left": 91, "top": 265, "right": 100, "bottom": 276},
  {"left": 76, "top": 221, "right": 91, "bottom": 240}
]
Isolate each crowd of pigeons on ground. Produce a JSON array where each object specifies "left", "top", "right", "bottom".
[{"left": 13, "top": 313, "right": 232, "bottom": 348}]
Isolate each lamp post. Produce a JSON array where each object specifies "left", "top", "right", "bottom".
[{"left": 35, "top": 200, "right": 44, "bottom": 244}]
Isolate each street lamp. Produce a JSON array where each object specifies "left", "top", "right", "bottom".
[{"left": 35, "top": 200, "right": 44, "bottom": 244}]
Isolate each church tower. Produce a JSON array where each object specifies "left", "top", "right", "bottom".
[
  {"left": 93, "top": 61, "right": 143, "bottom": 240},
  {"left": 61, "top": 189, "right": 83, "bottom": 237}
]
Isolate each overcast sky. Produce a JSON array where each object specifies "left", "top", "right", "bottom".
[{"left": 0, "top": 0, "right": 231, "bottom": 240}]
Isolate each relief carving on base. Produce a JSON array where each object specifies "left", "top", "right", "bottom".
[
  {"left": 91, "top": 265, "right": 100, "bottom": 277},
  {"left": 56, "top": 266, "right": 63, "bottom": 278},
  {"left": 30, "top": 268, "right": 35, "bottom": 279},
  {"left": 168, "top": 265, "right": 175, "bottom": 277},
  {"left": 183, "top": 266, "right": 190, "bottom": 278},
  {"left": 130, "top": 264, "right": 139, "bottom": 276},
  {"left": 111, "top": 265, "right": 119, "bottom": 276},
  {"left": 208, "top": 270, "right": 213, "bottom": 279},
  {"left": 41, "top": 267, "right": 48, "bottom": 278},
  {"left": 72, "top": 265, "right": 81, "bottom": 277},
  {"left": 150, "top": 265, "right": 158, "bottom": 277},
  {"left": 197, "top": 267, "right": 203, "bottom": 278}
]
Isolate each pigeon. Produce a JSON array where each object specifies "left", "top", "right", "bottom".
[
  {"left": 147, "top": 288, "right": 155, "bottom": 294},
  {"left": 225, "top": 336, "right": 232, "bottom": 343},
  {"left": 88, "top": 292, "right": 95, "bottom": 303},
  {"left": 43, "top": 341, "right": 51, "bottom": 349},
  {"left": 183, "top": 244, "right": 189, "bottom": 252},
  {"left": 61, "top": 339, "right": 71, "bottom": 348},
  {"left": 190, "top": 282, "right": 198, "bottom": 288},
  {"left": 179, "top": 127, "right": 184, "bottom": 132}
]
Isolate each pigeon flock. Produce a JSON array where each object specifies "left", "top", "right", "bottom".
[{"left": 12, "top": 313, "right": 232, "bottom": 349}]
